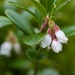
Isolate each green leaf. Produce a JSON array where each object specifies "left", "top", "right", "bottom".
[
  {"left": 30, "top": 0, "right": 47, "bottom": 17},
  {"left": 26, "top": 49, "right": 47, "bottom": 60},
  {"left": 54, "top": 0, "right": 71, "bottom": 12},
  {"left": 5, "top": 9, "right": 34, "bottom": 35},
  {"left": 62, "top": 25, "right": 75, "bottom": 37},
  {"left": 8, "top": 2, "right": 40, "bottom": 24},
  {"left": 40, "top": 0, "right": 55, "bottom": 12},
  {"left": 49, "top": 4, "right": 56, "bottom": 16},
  {"left": 5, "top": 72, "right": 14, "bottom": 75},
  {"left": 9, "top": 59, "right": 32, "bottom": 69},
  {"left": 24, "top": 33, "right": 45, "bottom": 45},
  {"left": 0, "top": 16, "right": 12, "bottom": 28}
]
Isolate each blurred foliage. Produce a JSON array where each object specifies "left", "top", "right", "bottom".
[{"left": 0, "top": 0, "right": 75, "bottom": 75}]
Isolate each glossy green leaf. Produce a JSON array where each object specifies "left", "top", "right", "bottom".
[
  {"left": 40, "top": 0, "right": 55, "bottom": 12},
  {"left": 5, "top": 9, "right": 34, "bottom": 35},
  {"left": 62, "top": 25, "right": 75, "bottom": 37},
  {"left": 54, "top": 0, "right": 71, "bottom": 12},
  {"left": 26, "top": 49, "right": 47, "bottom": 60},
  {"left": 8, "top": 2, "right": 40, "bottom": 24},
  {"left": 30, "top": 0, "right": 47, "bottom": 17},
  {"left": 0, "top": 16, "right": 12, "bottom": 28},
  {"left": 24, "top": 33, "right": 45, "bottom": 45}
]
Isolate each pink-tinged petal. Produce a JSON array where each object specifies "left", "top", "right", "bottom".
[
  {"left": 41, "top": 34, "right": 52, "bottom": 48},
  {"left": 55, "top": 30, "right": 68, "bottom": 43},
  {"left": 51, "top": 40, "right": 62, "bottom": 53}
]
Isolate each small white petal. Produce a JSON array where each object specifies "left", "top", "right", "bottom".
[
  {"left": 55, "top": 30, "right": 68, "bottom": 43},
  {"left": 0, "top": 42, "right": 12, "bottom": 57},
  {"left": 13, "top": 42, "right": 21, "bottom": 54},
  {"left": 51, "top": 40, "right": 62, "bottom": 53},
  {"left": 41, "top": 34, "right": 52, "bottom": 48}
]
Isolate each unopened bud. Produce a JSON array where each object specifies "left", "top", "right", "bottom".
[
  {"left": 47, "top": 28, "right": 53, "bottom": 36},
  {"left": 40, "top": 15, "right": 49, "bottom": 32},
  {"left": 48, "top": 19, "right": 55, "bottom": 29},
  {"left": 54, "top": 25, "right": 60, "bottom": 32}
]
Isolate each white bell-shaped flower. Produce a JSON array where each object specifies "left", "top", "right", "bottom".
[
  {"left": 55, "top": 30, "right": 68, "bottom": 43},
  {"left": 0, "top": 42, "right": 12, "bottom": 57},
  {"left": 13, "top": 42, "right": 21, "bottom": 54},
  {"left": 51, "top": 40, "right": 62, "bottom": 53},
  {"left": 41, "top": 34, "right": 52, "bottom": 48}
]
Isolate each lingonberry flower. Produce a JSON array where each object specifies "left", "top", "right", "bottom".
[
  {"left": 0, "top": 41, "right": 12, "bottom": 57},
  {"left": 51, "top": 39, "right": 62, "bottom": 53},
  {"left": 0, "top": 31, "right": 21, "bottom": 57},
  {"left": 54, "top": 25, "right": 68, "bottom": 43},
  {"left": 51, "top": 33, "right": 62, "bottom": 53},
  {"left": 41, "top": 34, "right": 52, "bottom": 48}
]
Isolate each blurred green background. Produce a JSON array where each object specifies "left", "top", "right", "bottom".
[{"left": 0, "top": 0, "right": 75, "bottom": 75}]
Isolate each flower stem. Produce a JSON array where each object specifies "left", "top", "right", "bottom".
[
  {"left": 34, "top": 61, "right": 39, "bottom": 75},
  {"left": 34, "top": 46, "right": 41, "bottom": 75}
]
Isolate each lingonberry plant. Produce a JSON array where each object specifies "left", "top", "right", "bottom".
[{"left": 1, "top": 0, "right": 75, "bottom": 75}]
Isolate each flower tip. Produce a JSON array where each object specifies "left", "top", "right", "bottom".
[
  {"left": 62, "top": 37, "right": 68, "bottom": 43},
  {"left": 54, "top": 49, "right": 62, "bottom": 53},
  {"left": 55, "top": 51, "right": 60, "bottom": 53}
]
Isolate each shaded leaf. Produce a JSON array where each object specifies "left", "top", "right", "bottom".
[
  {"left": 9, "top": 2, "right": 40, "bottom": 24},
  {"left": 26, "top": 49, "right": 47, "bottom": 60},
  {"left": 9, "top": 59, "right": 32, "bottom": 69},
  {"left": 0, "top": 16, "right": 12, "bottom": 28},
  {"left": 30, "top": 0, "right": 47, "bottom": 17},
  {"left": 5, "top": 9, "right": 34, "bottom": 35},
  {"left": 40, "top": 0, "right": 55, "bottom": 12},
  {"left": 62, "top": 25, "right": 75, "bottom": 37},
  {"left": 54, "top": 0, "right": 71, "bottom": 12},
  {"left": 24, "top": 33, "right": 45, "bottom": 45},
  {"left": 4, "top": 72, "right": 14, "bottom": 75}
]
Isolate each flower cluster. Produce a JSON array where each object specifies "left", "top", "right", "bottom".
[
  {"left": 41, "top": 16, "right": 68, "bottom": 53},
  {"left": 0, "top": 31, "right": 21, "bottom": 57}
]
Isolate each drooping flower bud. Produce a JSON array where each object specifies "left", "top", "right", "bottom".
[
  {"left": 55, "top": 30, "right": 68, "bottom": 43},
  {"left": 48, "top": 19, "right": 55, "bottom": 29},
  {"left": 47, "top": 28, "right": 53, "bottom": 36},
  {"left": 51, "top": 39, "right": 62, "bottom": 53},
  {"left": 54, "top": 24, "right": 60, "bottom": 32},
  {"left": 41, "top": 34, "right": 52, "bottom": 48},
  {"left": 0, "top": 42, "right": 12, "bottom": 57},
  {"left": 54, "top": 25, "right": 68, "bottom": 43},
  {"left": 40, "top": 15, "right": 49, "bottom": 32}
]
